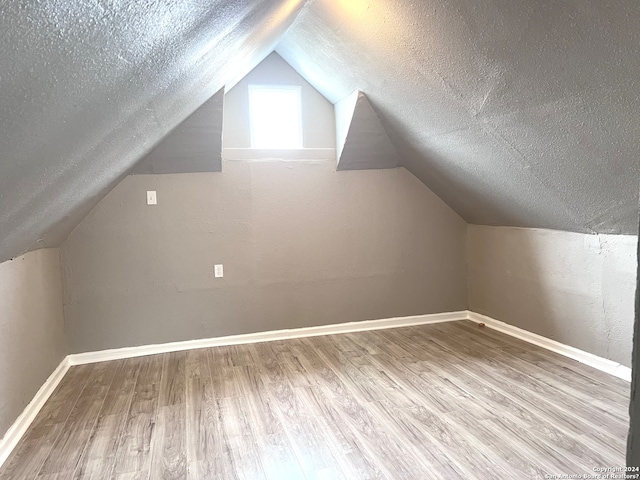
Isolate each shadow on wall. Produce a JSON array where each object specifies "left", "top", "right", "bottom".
[
  {"left": 468, "top": 226, "right": 553, "bottom": 345},
  {"left": 0, "top": 249, "right": 67, "bottom": 440},
  {"left": 468, "top": 225, "right": 637, "bottom": 368}
]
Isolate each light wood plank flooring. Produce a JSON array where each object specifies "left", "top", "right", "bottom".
[{"left": 0, "top": 321, "right": 630, "bottom": 479}]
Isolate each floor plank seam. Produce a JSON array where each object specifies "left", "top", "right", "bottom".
[{"left": 1, "top": 322, "right": 628, "bottom": 479}]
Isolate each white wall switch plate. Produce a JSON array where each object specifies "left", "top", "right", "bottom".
[
  {"left": 214, "top": 264, "right": 224, "bottom": 278},
  {"left": 146, "top": 190, "right": 157, "bottom": 205}
]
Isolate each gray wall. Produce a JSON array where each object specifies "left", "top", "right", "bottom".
[
  {"left": 223, "top": 52, "right": 335, "bottom": 149},
  {"left": 132, "top": 89, "right": 224, "bottom": 175},
  {"left": 627, "top": 218, "right": 639, "bottom": 467},
  {"left": 61, "top": 159, "right": 468, "bottom": 353},
  {"left": 0, "top": 249, "right": 67, "bottom": 439},
  {"left": 468, "top": 225, "right": 638, "bottom": 367}
]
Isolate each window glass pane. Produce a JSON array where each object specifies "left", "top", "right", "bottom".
[{"left": 249, "top": 85, "right": 302, "bottom": 148}]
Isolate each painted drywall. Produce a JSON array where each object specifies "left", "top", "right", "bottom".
[
  {"left": 336, "top": 91, "right": 400, "bottom": 171},
  {"left": 0, "top": 249, "right": 67, "bottom": 439},
  {"left": 335, "top": 91, "right": 359, "bottom": 161},
  {"left": 628, "top": 222, "right": 639, "bottom": 466},
  {"left": 468, "top": 225, "right": 638, "bottom": 366},
  {"left": 132, "top": 89, "right": 225, "bottom": 175},
  {"left": 61, "top": 159, "right": 467, "bottom": 353},
  {"left": 223, "top": 52, "right": 335, "bottom": 149},
  {"left": 278, "top": 0, "right": 639, "bottom": 234},
  {"left": 0, "top": 0, "right": 309, "bottom": 263}
]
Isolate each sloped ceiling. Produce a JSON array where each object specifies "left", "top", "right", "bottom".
[
  {"left": 277, "top": 0, "right": 640, "bottom": 235},
  {"left": 0, "top": 0, "right": 308, "bottom": 263},
  {"left": 0, "top": 0, "right": 638, "bottom": 263}
]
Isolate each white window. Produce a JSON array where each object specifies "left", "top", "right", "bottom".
[{"left": 249, "top": 85, "right": 303, "bottom": 149}]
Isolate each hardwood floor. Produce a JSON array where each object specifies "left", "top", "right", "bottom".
[{"left": 0, "top": 321, "right": 629, "bottom": 479}]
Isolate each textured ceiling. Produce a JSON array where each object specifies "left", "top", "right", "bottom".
[
  {"left": 0, "top": 0, "right": 638, "bottom": 263},
  {"left": 0, "top": 0, "right": 307, "bottom": 263},
  {"left": 277, "top": 0, "right": 640, "bottom": 235}
]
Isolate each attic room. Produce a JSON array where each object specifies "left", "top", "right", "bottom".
[{"left": 0, "top": 0, "right": 638, "bottom": 478}]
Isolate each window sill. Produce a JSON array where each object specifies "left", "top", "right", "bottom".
[{"left": 222, "top": 148, "right": 336, "bottom": 161}]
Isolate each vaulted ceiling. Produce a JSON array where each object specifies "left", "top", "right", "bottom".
[{"left": 1, "top": 0, "right": 638, "bottom": 263}]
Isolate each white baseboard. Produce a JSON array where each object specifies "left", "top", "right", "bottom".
[
  {"left": 0, "top": 356, "right": 70, "bottom": 469},
  {"left": 466, "top": 311, "right": 632, "bottom": 382},
  {"left": 1, "top": 309, "right": 631, "bottom": 470},
  {"left": 68, "top": 311, "right": 467, "bottom": 366},
  {"left": 0, "top": 311, "right": 466, "bottom": 469},
  {"left": 69, "top": 310, "right": 633, "bottom": 382}
]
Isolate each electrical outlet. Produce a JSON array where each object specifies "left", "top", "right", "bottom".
[
  {"left": 214, "top": 264, "right": 224, "bottom": 278},
  {"left": 146, "top": 190, "right": 157, "bottom": 205}
]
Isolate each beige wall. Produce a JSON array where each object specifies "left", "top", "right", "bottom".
[
  {"left": 468, "top": 225, "right": 637, "bottom": 367},
  {"left": 223, "top": 52, "right": 335, "bottom": 149},
  {"left": 0, "top": 249, "right": 67, "bottom": 439},
  {"left": 61, "top": 158, "right": 468, "bottom": 353}
]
